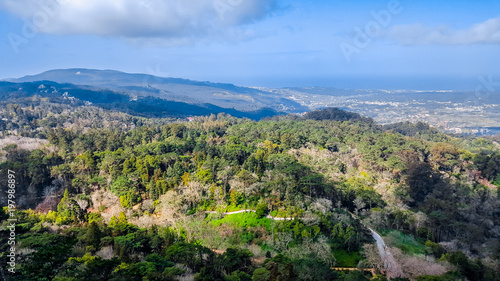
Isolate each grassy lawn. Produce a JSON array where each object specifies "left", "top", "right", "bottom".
[
  {"left": 208, "top": 212, "right": 272, "bottom": 231},
  {"left": 332, "top": 248, "right": 363, "bottom": 267}
]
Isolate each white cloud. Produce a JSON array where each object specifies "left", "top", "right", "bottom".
[
  {"left": 387, "top": 17, "right": 500, "bottom": 45},
  {"left": 0, "top": 0, "right": 279, "bottom": 42}
]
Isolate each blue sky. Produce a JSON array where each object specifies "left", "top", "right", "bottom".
[{"left": 1, "top": 0, "right": 499, "bottom": 90}]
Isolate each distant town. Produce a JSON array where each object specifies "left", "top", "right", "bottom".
[{"left": 271, "top": 88, "right": 500, "bottom": 136}]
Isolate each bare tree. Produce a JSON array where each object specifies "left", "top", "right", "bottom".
[
  {"left": 311, "top": 198, "right": 333, "bottom": 214},
  {"left": 76, "top": 198, "right": 89, "bottom": 210},
  {"left": 389, "top": 247, "right": 451, "bottom": 279},
  {"left": 272, "top": 232, "right": 293, "bottom": 252},
  {"left": 43, "top": 185, "right": 57, "bottom": 198},
  {"left": 354, "top": 196, "right": 366, "bottom": 215},
  {"left": 362, "top": 244, "right": 384, "bottom": 271}
]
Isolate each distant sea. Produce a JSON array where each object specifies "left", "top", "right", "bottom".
[{"left": 231, "top": 76, "right": 485, "bottom": 91}]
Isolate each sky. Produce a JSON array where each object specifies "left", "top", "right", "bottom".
[{"left": 1, "top": 0, "right": 500, "bottom": 90}]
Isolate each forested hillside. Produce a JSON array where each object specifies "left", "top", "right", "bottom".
[
  {"left": 0, "top": 80, "right": 280, "bottom": 123},
  {"left": 1, "top": 107, "right": 499, "bottom": 281}
]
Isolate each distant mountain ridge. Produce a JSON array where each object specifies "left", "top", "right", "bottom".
[
  {"left": 8, "top": 68, "right": 308, "bottom": 116},
  {"left": 0, "top": 80, "right": 279, "bottom": 120},
  {"left": 11, "top": 68, "right": 259, "bottom": 93}
]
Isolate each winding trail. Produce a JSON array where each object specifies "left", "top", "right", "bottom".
[
  {"left": 348, "top": 212, "right": 402, "bottom": 278},
  {"left": 368, "top": 227, "right": 403, "bottom": 278},
  {"left": 207, "top": 209, "right": 401, "bottom": 277}
]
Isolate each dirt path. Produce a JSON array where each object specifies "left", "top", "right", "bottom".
[
  {"left": 368, "top": 228, "right": 403, "bottom": 278},
  {"left": 347, "top": 212, "right": 403, "bottom": 278}
]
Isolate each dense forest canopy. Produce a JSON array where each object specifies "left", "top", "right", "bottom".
[{"left": 1, "top": 106, "right": 499, "bottom": 281}]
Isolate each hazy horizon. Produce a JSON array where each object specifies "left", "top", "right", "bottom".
[
  {"left": 1, "top": 67, "right": 487, "bottom": 92},
  {"left": 1, "top": 0, "right": 499, "bottom": 92}
]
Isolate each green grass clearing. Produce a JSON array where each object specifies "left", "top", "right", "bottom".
[
  {"left": 332, "top": 248, "right": 363, "bottom": 267},
  {"left": 382, "top": 230, "right": 426, "bottom": 255},
  {"left": 208, "top": 212, "right": 272, "bottom": 231}
]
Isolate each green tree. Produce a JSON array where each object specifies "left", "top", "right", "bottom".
[
  {"left": 255, "top": 202, "right": 269, "bottom": 218},
  {"left": 18, "top": 233, "right": 76, "bottom": 280},
  {"left": 85, "top": 221, "right": 102, "bottom": 251},
  {"left": 54, "top": 253, "right": 119, "bottom": 281},
  {"left": 220, "top": 248, "right": 254, "bottom": 274},
  {"left": 226, "top": 270, "right": 252, "bottom": 281},
  {"left": 110, "top": 262, "right": 156, "bottom": 281},
  {"left": 252, "top": 268, "right": 271, "bottom": 281},
  {"left": 111, "top": 176, "right": 134, "bottom": 196},
  {"left": 344, "top": 270, "right": 369, "bottom": 281},
  {"left": 56, "top": 189, "right": 83, "bottom": 225}
]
